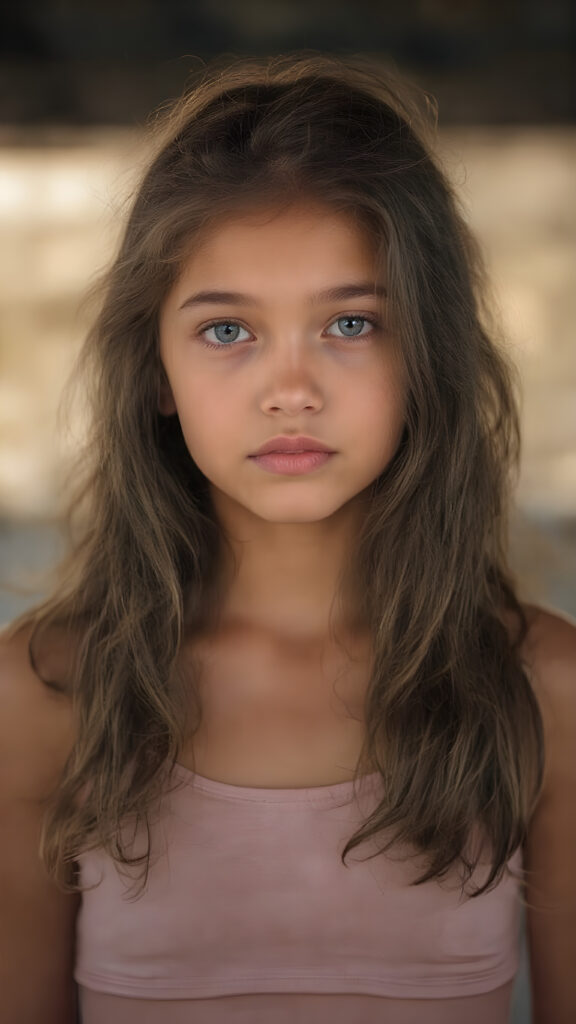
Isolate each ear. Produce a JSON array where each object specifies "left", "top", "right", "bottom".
[{"left": 158, "top": 371, "right": 177, "bottom": 416}]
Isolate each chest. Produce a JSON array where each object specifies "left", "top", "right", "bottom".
[
  {"left": 75, "top": 778, "right": 523, "bottom": 1005},
  {"left": 178, "top": 631, "right": 373, "bottom": 788}
]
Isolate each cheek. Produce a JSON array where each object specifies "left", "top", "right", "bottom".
[
  {"left": 379, "top": 354, "right": 407, "bottom": 429},
  {"left": 175, "top": 385, "right": 238, "bottom": 459},
  {"left": 361, "top": 368, "right": 406, "bottom": 437}
]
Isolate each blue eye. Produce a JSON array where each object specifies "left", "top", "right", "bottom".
[
  {"left": 197, "top": 314, "right": 379, "bottom": 350},
  {"left": 326, "top": 316, "right": 378, "bottom": 338},
  {"left": 200, "top": 321, "right": 251, "bottom": 347}
]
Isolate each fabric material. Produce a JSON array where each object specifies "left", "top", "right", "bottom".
[
  {"left": 78, "top": 981, "right": 516, "bottom": 1023},
  {"left": 74, "top": 764, "right": 522, "bottom": 1019}
]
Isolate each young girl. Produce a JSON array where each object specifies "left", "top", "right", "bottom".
[{"left": 1, "top": 53, "right": 574, "bottom": 1024}]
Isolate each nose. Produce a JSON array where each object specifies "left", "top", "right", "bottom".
[{"left": 260, "top": 341, "right": 324, "bottom": 416}]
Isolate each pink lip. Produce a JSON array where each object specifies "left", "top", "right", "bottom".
[
  {"left": 251, "top": 435, "right": 335, "bottom": 456},
  {"left": 249, "top": 451, "right": 334, "bottom": 475}
]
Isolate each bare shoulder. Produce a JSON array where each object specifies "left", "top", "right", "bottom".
[
  {"left": 521, "top": 600, "right": 576, "bottom": 661},
  {"left": 0, "top": 620, "right": 76, "bottom": 801},
  {"left": 517, "top": 604, "right": 576, "bottom": 1023},
  {"left": 518, "top": 602, "right": 576, "bottom": 732},
  {"left": 0, "top": 621, "right": 80, "bottom": 1023}
]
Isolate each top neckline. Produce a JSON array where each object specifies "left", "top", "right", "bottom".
[{"left": 171, "top": 761, "right": 382, "bottom": 803}]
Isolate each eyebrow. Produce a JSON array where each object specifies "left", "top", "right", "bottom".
[{"left": 178, "top": 282, "right": 387, "bottom": 311}]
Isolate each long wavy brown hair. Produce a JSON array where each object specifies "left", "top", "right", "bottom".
[{"left": 11, "top": 51, "right": 544, "bottom": 900}]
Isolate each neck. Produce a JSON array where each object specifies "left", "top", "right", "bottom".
[{"left": 204, "top": 490, "right": 370, "bottom": 645}]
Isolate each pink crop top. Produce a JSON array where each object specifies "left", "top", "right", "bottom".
[{"left": 74, "top": 764, "right": 523, "bottom": 1023}]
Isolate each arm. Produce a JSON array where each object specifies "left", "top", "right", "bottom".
[
  {"left": 0, "top": 624, "right": 80, "bottom": 1024},
  {"left": 522, "top": 607, "right": 576, "bottom": 1024}
]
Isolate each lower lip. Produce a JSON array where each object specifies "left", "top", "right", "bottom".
[{"left": 249, "top": 451, "right": 334, "bottom": 474}]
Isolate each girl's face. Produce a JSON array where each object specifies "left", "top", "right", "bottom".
[{"left": 158, "top": 201, "right": 406, "bottom": 527}]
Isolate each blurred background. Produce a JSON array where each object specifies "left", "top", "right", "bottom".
[{"left": 0, "top": 5, "right": 574, "bottom": 1018}]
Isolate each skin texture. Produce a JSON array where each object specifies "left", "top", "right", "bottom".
[
  {"left": 158, "top": 201, "right": 406, "bottom": 643},
  {"left": 520, "top": 606, "right": 576, "bottom": 1024}
]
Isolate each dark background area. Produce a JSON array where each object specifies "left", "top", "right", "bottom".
[{"left": 0, "top": 0, "right": 574, "bottom": 127}]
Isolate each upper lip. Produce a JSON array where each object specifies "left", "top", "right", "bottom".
[{"left": 250, "top": 435, "right": 335, "bottom": 456}]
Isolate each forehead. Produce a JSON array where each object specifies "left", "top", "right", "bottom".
[{"left": 179, "top": 201, "right": 379, "bottom": 280}]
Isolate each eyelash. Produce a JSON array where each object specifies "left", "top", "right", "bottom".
[{"left": 196, "top": 314, "right": 381, "bottom": 350}]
